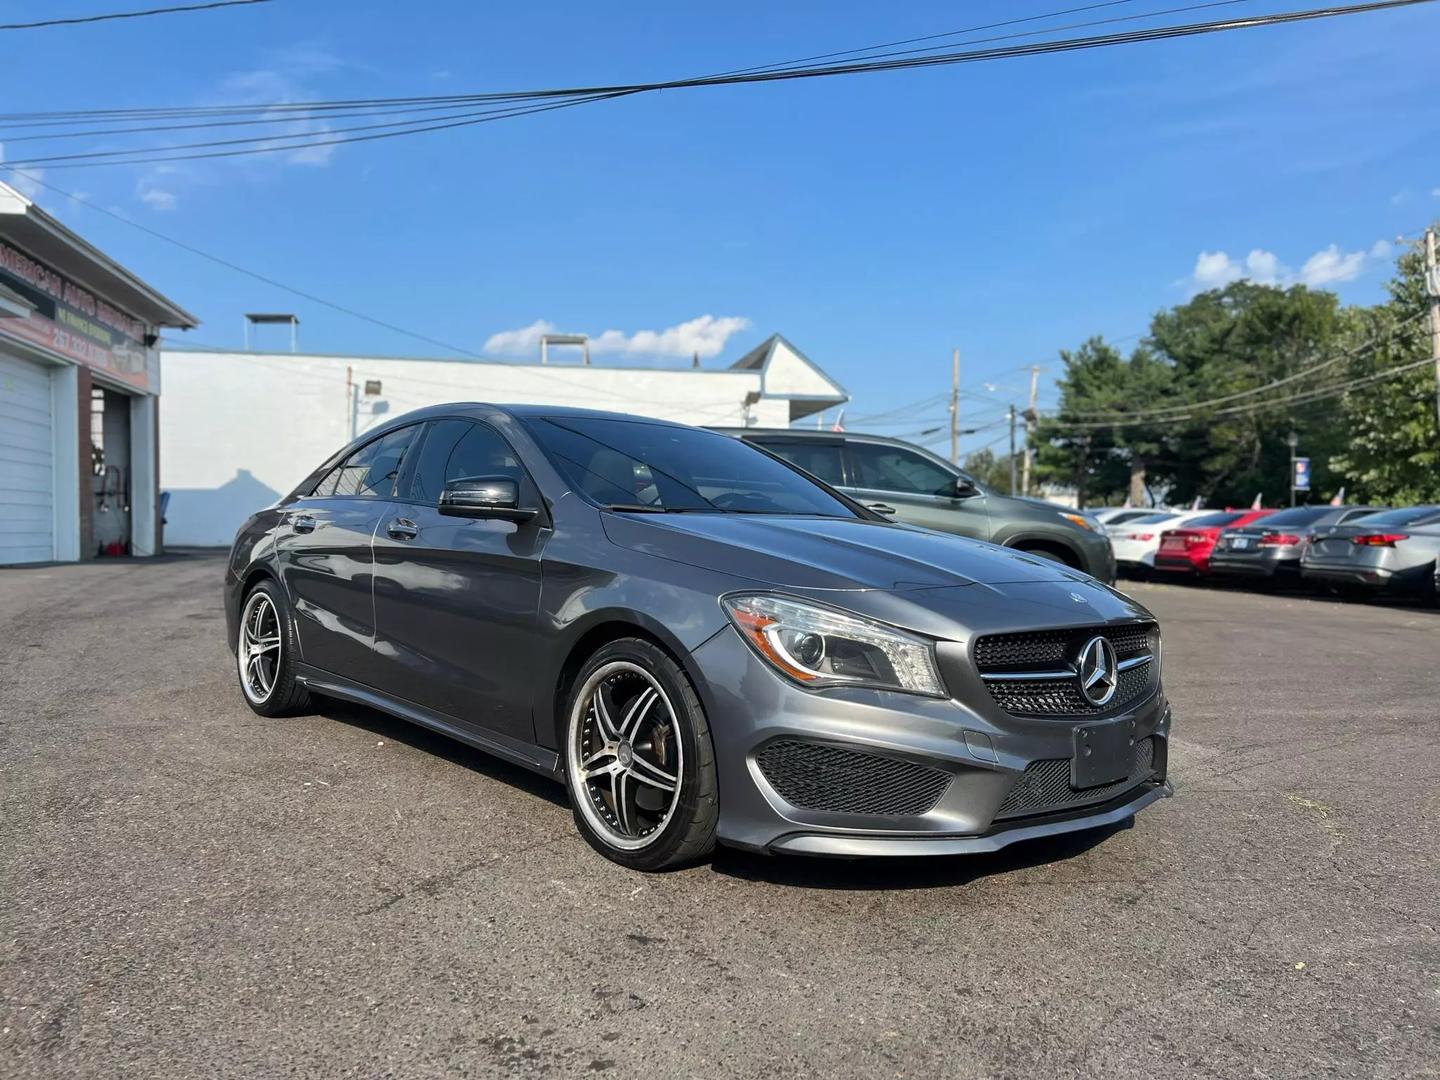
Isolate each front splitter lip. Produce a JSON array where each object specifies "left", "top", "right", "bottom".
[{"left": 767, "top": 781, "right": 1172, "bottom": 857}]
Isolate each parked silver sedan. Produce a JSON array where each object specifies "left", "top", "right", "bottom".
[
  {"left": 1209, "top": 505, "right": 1385, "bottom": 583},
  {"left": 1300, "top": 505, "right": 1440, "bottom": 600}
]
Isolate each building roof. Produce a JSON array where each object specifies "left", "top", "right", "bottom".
[{"left": 0, "top": 181, "right": 198, "bottom": 329}]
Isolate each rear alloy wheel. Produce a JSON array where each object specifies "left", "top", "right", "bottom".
[
  {"left": 563, "top": 639, "right": 717, "bottom": 870},
  {"left": 236, "top": 580, "right": 311, "bottom": 717}
]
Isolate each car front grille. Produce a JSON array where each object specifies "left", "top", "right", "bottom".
[
  {"left": 996, "top": 736, "right": 1157, "bottom": 820},
  {"left": 756, "top": 739, "right": 951, "bottom": 817},
  {"left": 973, "top": 622, "right": 1159, "bottom": 718}
]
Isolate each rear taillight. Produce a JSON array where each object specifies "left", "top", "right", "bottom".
[
  {"left": 1352, "top": 533, "right": 1408, "bottom": 546},
  {"left": 1128, "top": 532, "right": 1155, "bottom": 541},
  {"left": 1259, "top": 533, "right": 1302, "bottom": 546},
  {"left": 1185, "top": 533, "right": 1209, "bottom": 547}
]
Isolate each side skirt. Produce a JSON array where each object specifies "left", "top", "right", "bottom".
[{"left": 295, "top": 664, "right": 562, "bottom": 778}]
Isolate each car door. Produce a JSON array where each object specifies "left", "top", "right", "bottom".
[
  {"left": 274, "top": 424, "right": 420, "bottom": 677},
  {"left": 843, "top": 440, "right": 992, "bottom": 540},
  {"left": 370, "top": 418, "right": 550, "bottom": 743}
]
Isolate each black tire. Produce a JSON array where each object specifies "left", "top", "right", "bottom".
[
  {"left": 562, "top": 638, "right": 718, "bottom": 871},
  {"left": 1016, "top": 544, "right": 1077, "bottom": 569},
  {"left": 235, "top": 578, "right": 312, "bottom": 717}
]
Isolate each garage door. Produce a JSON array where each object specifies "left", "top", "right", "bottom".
[{"left": 0, "top": 351, "right": 55, "bottom": 564}]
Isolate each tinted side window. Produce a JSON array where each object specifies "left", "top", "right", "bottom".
[
  {"left": 406, "top": 420, "right": 524, "bottom": 504},
  {"left": 313, "top": 425, "right": 417, "bottom": 499},
  {"left": 754, "top": 441, "right": 845, "bottom": 486},
  {"left": 848, "top": 443, "right": 955, "bottom": 497}
]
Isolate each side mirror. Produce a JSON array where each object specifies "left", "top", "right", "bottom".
[
  {"left": 439, "top": 476, "right": 535, "bottom": 522},
  {"left": 954, "top": 476, "right": 979, "bottom": 498}
]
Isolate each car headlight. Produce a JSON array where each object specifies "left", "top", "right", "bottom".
[
  {"left": 722, "top": 594, "right": 945, "bottom": 697},
  {"left": 1059, "top": 512, "right": 1097, "bottom": 532}
]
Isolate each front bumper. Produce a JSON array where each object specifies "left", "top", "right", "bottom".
[{"left": 690, "top": 625, "right": 1171, "bottom": 856}]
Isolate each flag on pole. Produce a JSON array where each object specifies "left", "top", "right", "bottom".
[
  {"left": 1329, "top": 486, "right": 1346, "bottom": 507},
  {"left": 1191, "top": 495, "right": 1202, "bottom": 510},
  {"left": 831, "top": 409, "right": 845, "bottom": 433},
  {"left": 1251, "top": 492, "right": 1263, "bottom": 510}
]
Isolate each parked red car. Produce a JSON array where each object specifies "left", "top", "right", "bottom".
[{"left": 1154, "top": 509, "right": 1276, "bottom": 575}]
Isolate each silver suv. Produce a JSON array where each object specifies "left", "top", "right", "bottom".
[{"left": 717, "top": 429, "right": 1116, "bottom": 583}]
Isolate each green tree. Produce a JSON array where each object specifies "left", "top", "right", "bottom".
[
  {"left": 1145, "top": 282, "right": 1345, "bottom": 507},
  {"left": 1035, "top": 337, "right": 1178, "bottom": 507},
  {"left": 963, "top": 446, "right": 1019, "bottom": 492},
  {"left": 1330, "top": 230, "right": 1439, "bottom": 503}
]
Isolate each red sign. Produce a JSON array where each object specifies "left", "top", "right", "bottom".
[{"left": 0, "top": 239, "right": 150, "bottom": 390}]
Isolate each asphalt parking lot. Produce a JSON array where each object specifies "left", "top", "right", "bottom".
[{"left": 1, "top": 553, "right": 1436, "bottom": 1079}]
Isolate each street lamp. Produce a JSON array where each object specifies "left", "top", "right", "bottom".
[{"left": 1286, "top": 431, "right": 1299, "bottom": 508}]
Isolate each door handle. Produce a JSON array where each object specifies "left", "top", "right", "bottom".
[
  {"left": 387, "top": 517, "right": 419, "bottom": 540},
  {"left": 291, "top": 512, "right": 317, "bottom": 533},
  {"left": 867, "top": 503, "right": 897, "bottom": 516}
]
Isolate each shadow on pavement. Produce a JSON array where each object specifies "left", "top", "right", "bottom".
[
  {"left": 315, "top": 698, "right": 570, "bottom": 810},
  {"left": 708, "top": 818, "right": 1130, "bottom": 891}
]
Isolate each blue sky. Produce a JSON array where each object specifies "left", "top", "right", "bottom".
[{"left": 3, "top": 0, "right": 1438, "bottom": 457}]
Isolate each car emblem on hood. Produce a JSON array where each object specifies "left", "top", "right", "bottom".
[
  {"left": 1069, "top": 592, "right": 1087, "bottom": 604},
  {"left": 1076, "top": 635, "right": 1119, "bottom": 706}
]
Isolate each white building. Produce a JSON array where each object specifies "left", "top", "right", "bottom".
[
  {"left": 0, "top": 182, "right": 196, "bottom": 565},
  {"left": 159, "top": 332, "right": 848, "bottom": 546}
]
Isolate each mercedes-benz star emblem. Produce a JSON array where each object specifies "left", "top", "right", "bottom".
[{"left": 1076, "top": 635, "right": 1119, "bottom": 706}]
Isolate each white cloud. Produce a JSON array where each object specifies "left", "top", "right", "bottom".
[
  {"left": 1187, "top": 240, "right": 1391, "bottom": 294},
  {"left": 0, "top": 143, "right": 45, "bottom": 201},
  {"left": 591, "top": 315, "right": 751, "bottom": 360},
  {"left": 483, "top": 315, "right": 751, "bottom": 361},
  {"left": 483, "top": 319, "right": 557, "bottom": 356},
  {"left": 217, "top": 69, "right": 336, "bottom": 167},
  {"left": 1432, "top": 187, "right": 1440, "bottom": 199},
  {"left": 1297, "top": 244, "right": 1368, "bottom": 287},
  {"left": 1190, "top": 249, "right": 1286, "bottom": 291},
  {"left": 136, "top": 184, "right": 177, "bottom": 211}
]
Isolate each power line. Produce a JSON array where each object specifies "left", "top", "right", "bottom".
[
  {"left": 1045, "top": 349, "right": 1435, "bottom": 429},
  {"left": 0, "top": 0, "right": 271, "bottom": 32},
  {"left": 1047, "top": 308, "right": 1429, "bottom": 422},
  {"left": 0, "top": 0, "right": 1428, "bottom": 170}
]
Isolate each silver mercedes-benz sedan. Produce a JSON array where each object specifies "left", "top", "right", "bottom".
[
  {"left": 225, "top": 405, "right": 1172, "bottom": 870},
  {"left": 1301, "top": 505, "right": 1440, "bottom": 600}
]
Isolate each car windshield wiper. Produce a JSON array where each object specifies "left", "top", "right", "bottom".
[{"left": 603, "top": 503, "right": 716, "bottom": 513}]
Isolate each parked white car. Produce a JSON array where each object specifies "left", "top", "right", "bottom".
[
  {"left": 1092, "top": 507, "right": 1165, "bottom": 529},
  {"left": 1109, "top": 510, "right": 1213, "bottom": 572}
]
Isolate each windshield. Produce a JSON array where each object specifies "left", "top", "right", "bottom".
[
  {"left": 1344, "top": 505, "right": 1440, "bottom": 527},
  {"left": 523, "top": 416, "right": 862, "bottom": 517},
  {"left": 1124, "top": 512, "right": 1177, "bottom": 525}
]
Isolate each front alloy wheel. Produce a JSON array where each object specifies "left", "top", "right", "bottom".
[
  {"left": 563, "top": 639, "right": 717, "bottom": 870},
  {"left": 234, "top": 580, "right": 311, "bottom": 717}
]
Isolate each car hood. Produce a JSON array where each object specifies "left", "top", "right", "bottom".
[{"left": 601, "top": 512, "right": 1090, "bottom": 591}]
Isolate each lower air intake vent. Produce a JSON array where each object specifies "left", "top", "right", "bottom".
[
  {"left": 996, "top": 737, "right": 1156, "bottom": 820},
  {"left": 756, "top": 740, "right": 951, "bottom": 817}
]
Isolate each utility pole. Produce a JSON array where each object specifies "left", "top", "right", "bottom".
[
  {"left": 1008, "top": 404, "right": 1018, "bottom": 495},
  {"left": 345, "top": 365, "right": 354, "bottom": 441},
  {"left": 949, "top": 348, "right": 960, "bottom": 464},
  {"left": 1286, "top": 430, "right": 1299, "bottom": 508},
  {"left": 1426, "top": 226, "right": 1439, "bottom": 430},
  {"left": 1074, "top": 433, "right": 1091, "bottom": 509},
  {"left": 1020, "top": 364, "right": 1039, "bottom": 496}
]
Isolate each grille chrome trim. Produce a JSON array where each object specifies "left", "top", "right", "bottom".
[{"left": 973, "top": 624, "right": 1159, "bottom": 718}]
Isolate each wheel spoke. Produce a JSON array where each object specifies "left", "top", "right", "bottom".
[
  {"left": 592, "top": 683, "right": 621, "bottom": 740},
  {"left": 252, "top": 636, "right": 280, "bottom": 654},
  {"left": 619, "top": 688, "right": 657, "bottom": 741},
  {"left": 611, "top": 770, "right": 633, "bottom": 836},
  {"left": 627, "top": 753, "right": 677, "bottom": 792},
  {"left": 581, "top": 757, "right": 620, "bottom": 782}
]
